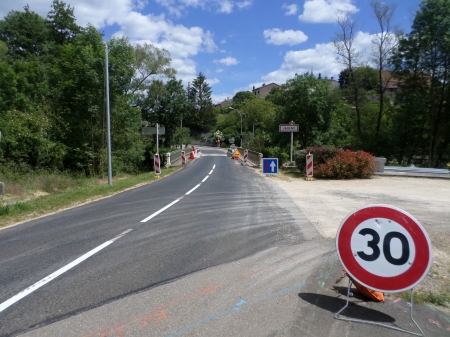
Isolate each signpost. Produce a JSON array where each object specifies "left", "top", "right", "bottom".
[
  {"left": 335, "top": 204, "right": 432, "bottom": 335},
  {"left": 143, "top": 124, "right": 166, "bottom": 161},
  {"left": 279, "top": 122, "right": 299, "bottom": 163},
  {"left": 262, "top": 158, "right": 278, "bottom": 175}
]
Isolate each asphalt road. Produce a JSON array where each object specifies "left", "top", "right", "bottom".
[
  {"left": 1, "top": 147, "right": 449, "bottom": 337},
  {"left": 0, "top": 147, "right": 315, "bottom": 336}
]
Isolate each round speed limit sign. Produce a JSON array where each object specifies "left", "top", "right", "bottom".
[{"left": 336, "top": 205, "right": 432, "bottom": 293}]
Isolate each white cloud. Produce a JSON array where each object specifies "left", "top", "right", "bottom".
[
  {"left": 261, "top": 30, "right": 373, "bottom": 84},
  {"left": 236, "top": 1, "right": 252, "bottom": 9},
  {"left": 299, "top": 0, "right": 359, "bottom": 23},
  {"left": 218, "top": 1, "right": 233, "bottom": 13},
  {"left": 212, "top": 92, "right": 234, "bottom": 104},
  {"left": 0, "top": 1, "right": 219, "bottom": 86},
  {"left": 153, "top": 0, "right": 253, "bottom": 15},
  {"left": 216, "top": 68, "right": 224, "bottom": 73},
  {"left": 208, "top": 77, "right": 220, "bottom": 85},
  {"left": 264, "top": 28, "right": 308, "bottom": 46},
  {"left": 282, "top": 3, "right": 297, "bottom": 16},
  {"left": 214, "top": 56, "right": 240, "bottom": 66}
]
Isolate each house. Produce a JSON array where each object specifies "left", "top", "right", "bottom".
[
  {"left": 252, "top": 83, "right": 280, "bottom": 99},
  {"left": 214, "top": 97, "right": 233, "bottom": 109}
]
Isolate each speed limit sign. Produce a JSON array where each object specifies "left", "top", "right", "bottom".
[{"left": 336, "top": 205, "right": 432, "bottom": 293}]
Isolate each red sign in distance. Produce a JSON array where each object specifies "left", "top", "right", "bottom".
[{"left": 336, "top": 205, "right": 432, "bottom": 293}]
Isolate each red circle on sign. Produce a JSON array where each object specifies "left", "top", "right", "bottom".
[{"left": 336, "top": 205, "right": 432, "bottom": 293}]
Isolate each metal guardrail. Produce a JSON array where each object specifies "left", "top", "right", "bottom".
[
  {"left": 237, "top": 147, "right": 263, "bottom": 167},
  {"left": 384, "top": 166, "right": 449, "bottom": 174},
  {"left": 165, "top": 148, "right": 185, "bottom": 168}
]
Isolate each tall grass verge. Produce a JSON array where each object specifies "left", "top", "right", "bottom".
[{"left": 0, "top": 168, "right": 179, "bottom": 228}]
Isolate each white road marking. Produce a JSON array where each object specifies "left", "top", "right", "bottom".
[
  {"left": 185, "top": 184, "right": 201, "bottom": 195},
  {"left": 213, "top": 165, "right": 216, "bottom": 169},
  {"left": 141, "top": 198, "right": 182, "bottom": 222},
  {"left": 0, "top": 229, "right": 133, "bottom": 314},
  {"left": 202, "top": 176, "right": 209, "bottom": 182},
  {"left": 209, "top": 170, "right": 213, "bottom": 175}
]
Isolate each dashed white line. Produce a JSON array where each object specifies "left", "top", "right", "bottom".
[
  {"left": 185, "top": 184, "right": 201, "bottom": 195},
  {"left": 141, "top": 198, "right": 182, "bottom": 222},
  {"left": 0, "top": 229, "right": 133, "bottom": 314},
  {"left": 202, "top": 176, "right": 209, "bottom": 182},
  {"left": 209, "top": 170, "right": 213, "bottom": 175}
]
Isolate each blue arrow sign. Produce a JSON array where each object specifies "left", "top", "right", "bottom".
[{"left": 262, "top": 158, "right": 278, "bottom": 174}]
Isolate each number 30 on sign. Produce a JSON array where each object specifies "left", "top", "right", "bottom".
[{"left": 336, "top": 205, "right": 432, "bottom": 293}]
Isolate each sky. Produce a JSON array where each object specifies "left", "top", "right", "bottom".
[{"left": 0, "top": 0, "right": 422, "bottom": 103}]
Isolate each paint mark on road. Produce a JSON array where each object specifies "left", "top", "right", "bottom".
[
  {"left": 255, "top": 282, "right": 306, "bottom": 301},
  {"left": 166, "top": 300, "right": 248, "bottom": 337},
  {"left": 185, "top": 184, "right": 201, "bottom": 195},
  {"left": 0, "top": 229, "right": 132, "bottom": 314},
  {"left": 80, "top": 285, "right": 224, "bottom": 337},
  {"left": 141, "top": 198, "right": 182, "bottom": 222}
]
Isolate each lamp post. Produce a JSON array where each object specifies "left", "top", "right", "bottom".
[
  {"left": 228, "top": 107, "right": 245, "bottom": 147},
  {"left": 105, "top": 42, "right": 112, "bottom": 186}
]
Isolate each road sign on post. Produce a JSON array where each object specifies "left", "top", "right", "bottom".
[
  {"left": 279, "top": 124, "right": 299, "bottom": 132},
  {"left": 279, "top": 122, "right": 299, "bottom": 163},
  {"left": 262, "top": 158, "right": 278, "bottom": 175},
  {"left": 142, "top": 126, "right": 166, "bottom": 135},
  {"left": 336, "top": 204, "right": 432, "bottom": 293}
]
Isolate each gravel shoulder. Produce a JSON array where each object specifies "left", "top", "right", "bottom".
[{"left": 265, "top": 172, "right": 450, "bottom": 311}]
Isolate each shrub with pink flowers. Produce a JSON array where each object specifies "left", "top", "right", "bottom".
[{"left": 314, "top": 149, "right": 376, "bottom": 179}]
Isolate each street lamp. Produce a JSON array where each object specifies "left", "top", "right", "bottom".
[{"left": 228, "top": 107, "right": 245, "bottom": 147}]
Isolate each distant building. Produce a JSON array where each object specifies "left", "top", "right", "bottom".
[
  {"left": 252, "top": 83, "right": 280, "bottom": 99},
  {"left": 382, "top": 71, "right": 400, "bottom": 99},
  {"left": 326, "top": 77, "right": 339, "bottom": 90},
  {"left": 214, "top": 97, "right": 233, "bottom": 109}
]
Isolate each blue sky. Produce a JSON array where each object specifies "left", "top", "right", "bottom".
[{"left": 1, "top": 0, "right": 422, "bottom": 103}]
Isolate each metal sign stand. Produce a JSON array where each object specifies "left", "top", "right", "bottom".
[{"left": 334, "top": 279, "right": 425, "bottom": 336}]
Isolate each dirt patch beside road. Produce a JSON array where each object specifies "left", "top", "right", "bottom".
[{"left": 267, "top": 173, "right": 450, "bottom": 312}]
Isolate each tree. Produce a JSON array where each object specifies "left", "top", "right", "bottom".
[
  {"left": 130, "top": 43, "right": 176, "bottom": 97},
  {"left": 232, "top": 91, "right": 255, "bottom": 106},
  {"left": 333, "top": 11, "right": 364, "bottom": 140},
  {"left": 370, "top": 0, "right": 399, "bottom": 135},
  {"left": 241, "top": 98, "right": 276, "bottom": 134},
  {"left": 0, "top": 5, "right": 49, "bottom": 60},
  {"left": 47, "top": 0, "right": 81, "bottom": 46},
  {"left": 267, "top": 73, "right": 336, "bottom": 148},
  {"left": 187, "top": 72, "right": 216, "bottom": 132},
  {"left": 391, "top": 0, "right": 450, "bottom": 167}
]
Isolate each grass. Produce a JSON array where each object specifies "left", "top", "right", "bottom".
[
  {"left": 396, "top": 289, "right": 450, "bottom": 306},
  {"left": 0, "top": 168, "right": 180, "bottom": 228}
]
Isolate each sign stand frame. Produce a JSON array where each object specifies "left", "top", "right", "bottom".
[{"left": 334, "top": 276, "right": 424, "bottom": 336}]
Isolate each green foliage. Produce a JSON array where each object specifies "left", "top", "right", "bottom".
[
  {"left": 390, "top": 0, "right": 450, "bottom": 167},
  {"left": 186, "top": 72, "right": 216, "bottom": 132},
  {"left": 315, "top": 149, "right": 376, "bottom": 179},
  {"left": 172, "top": 127, "right": 193, "bottom": 147},
  {"left": 266, "top": 73, "right": 337, "bottom": 148},
  {"left": 232, "top": 91, "right": 255, "bottom": 108},
  {"left": 262, "top": 146, "right": 290, "bottom": 165},
  {"left": 295, "top": 146, "right": 338, "bottom": 173}
]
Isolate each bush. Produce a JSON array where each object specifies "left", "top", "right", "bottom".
[
  {"left": 315, "top": 150, "right": 376, "bottom": 179},
  {"left": 263, "top": 146, "right": 289, "bottom": 166},
  {"left": 295, "top": 146, "right": 338, "bottom": 173}
]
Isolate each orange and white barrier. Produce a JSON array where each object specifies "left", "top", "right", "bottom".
[
  {"left": 306, "top": 153, "right": 313, "bottom": 178},
  {"left": 181, "top": 151, "right": 186, "bottom": 165},
  {"left": 154, "top": 153, "right": 161, "bottom": 175}
]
